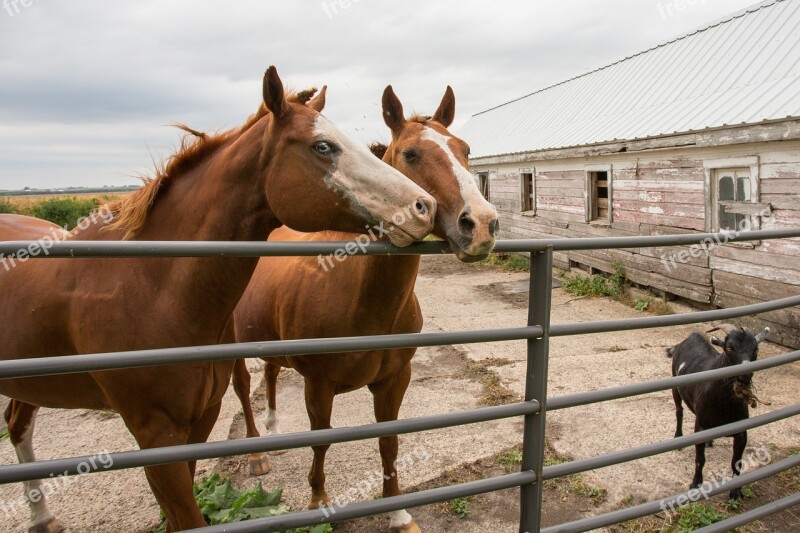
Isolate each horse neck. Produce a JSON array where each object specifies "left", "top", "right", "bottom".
[{"left": 134, "top": 120, "right": 280, "bottom": 321}]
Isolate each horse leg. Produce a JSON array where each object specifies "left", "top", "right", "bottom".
[
  {"left": 304, "top": 378, "right": 335, "bottom": 509},
  {"left": 264, "top": 361, "right": 286, "bottom": 456},
  {"left": 369, "top": 364, "right": 420, "bottom": 533},
  {"left": 231, "top": 358, "right": 271, "bottom": 475},
  {"left": 125, "top": 412, "right": 206, "bottom": 532},
  {"left": 729, "top": 431, "right": 747, "bottom": 500},
  {"left": 187, "top": 401, "right": 223, "bottom": 480},
  {"left": 4, "top": 400, "right": 64, "bottom": 533}
]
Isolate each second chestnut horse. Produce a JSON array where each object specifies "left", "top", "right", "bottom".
[{"left": 232, "top": 85, "right": 497, "bottom": 533}]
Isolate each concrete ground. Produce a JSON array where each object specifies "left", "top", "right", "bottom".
[{"left": 0, "top": 255, "right": 798, "bottom": 532}]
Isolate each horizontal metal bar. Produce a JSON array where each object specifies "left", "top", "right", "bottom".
[
  {"left": 0, "top": 326, "right": 543, "bottom": 378},
  {"left": 1, "top": 228, "right": 798, "bottom": 258},
  {"left": 693, "top": 491, "right": 800, "bottom": 533},
  {"left": 543, "top": 454, "right": 800, "bottom": 533},
  {"left": 543, "top": 403, "right": 800, "bottom": 480},
  {"left": 548, "top": 349, "right": 800, "bottom": 411},
  {"left": 193, "top": 471, "right": 537, "bottom": 532},
  {"left": 550, "top": 294, "right": 800, "bottom": 337},
  {"left": 0, "top": 401, "right": 539, "bottom": 484}
]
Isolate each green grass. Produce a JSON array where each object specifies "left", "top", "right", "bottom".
[
  {"left": 562, "top": 262, "right": 673, "bottom": 316},
  {"left": 0, "top": 195, "right": 103, "bottom": 230},
  {"left": 497, "top": 449, "right": 523, "bottom": 466},
  {"left": 673, "top": 503, "right": 731, "bottom": 532},
  {"left": 0, "top": 197, "right": 16, "bottom": 214},
  {"left": 481, "top": 253, "right": 530, "bottom": 272},
  {"left": 152, "top": 474, "right": 331, "bottom": 533},
  {"left": 0, "top": 429, "right": 9, "bottom": 441},
  {"left": 449, "top": 496, "right": 471, "bottom": 518}
]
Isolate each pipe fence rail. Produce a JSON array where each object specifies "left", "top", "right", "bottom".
[{"left": 1, "top": 227, "right": 799, "bottom": 532}]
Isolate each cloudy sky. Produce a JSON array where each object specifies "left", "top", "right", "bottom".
[{"left": 0, "top": 0, "right": 759, "bottom": 190}]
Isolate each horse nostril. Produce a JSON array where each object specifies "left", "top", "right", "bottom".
[
  {"left": 489, "top": 218, "right": 499, "bottom": 237},
  {"left": 458, "top": 212, "right": 475, "bottom": 236},
  {"left": 414, "top": 199, "right": 428, "bottom": 216}
]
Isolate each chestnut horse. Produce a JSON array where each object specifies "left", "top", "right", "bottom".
[
  {"left": 0, "top": 67, "right": 436, "bottom": 533},
  {"left": 231, "top": 85, "right": 498, "bottom": 533}
]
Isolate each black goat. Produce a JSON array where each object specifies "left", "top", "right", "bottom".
[{"left": 667, "top": 324, "right": 769, "bottom": 499}]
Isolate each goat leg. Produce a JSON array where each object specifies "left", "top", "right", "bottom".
[{"left": 729, "top": 431, "right": 747, "bottom": 499}]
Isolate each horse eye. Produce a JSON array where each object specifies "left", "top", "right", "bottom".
[
  {"left": 314, "top": 141, "right": 334, "bottom": 155},
  {"left": 403, "top": 150, "right": 418, "bottom": 163}
]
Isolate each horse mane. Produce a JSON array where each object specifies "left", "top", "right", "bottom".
[
  {"left": 106, "top": 88, "right": 318, "bottom": 240},
  {"left": 369, "top": 142, "right": 388, "bottom": 160},
  {"left": 409, "top": 114, "right": 433, "bottom": 124}
]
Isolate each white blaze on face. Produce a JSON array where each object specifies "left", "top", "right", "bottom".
[
  {"left": 678, "top": 362, "right": 687, "bottom": 374},
  {"left": 421, "top": 127, "right": 497, "bottom": 218},
  {"left": 313, "top": 115, "right": 430, "bottom": 234}
]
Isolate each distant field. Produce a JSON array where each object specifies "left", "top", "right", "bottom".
[{"left": 5, "top": 192, "right": 130, "bottom": 209}]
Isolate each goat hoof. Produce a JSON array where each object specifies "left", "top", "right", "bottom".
[
  {"left": 29, "top": 518, "right": 65, "bottom": 533},
  {"left": 248, "top": 453, "right": 271, "bottom": 475},
  {"left": 729, "top": 488, "right": 744, "bottom": 500},
  {"left": 391, "top": 519, "right": 422, "bottom": 533}
]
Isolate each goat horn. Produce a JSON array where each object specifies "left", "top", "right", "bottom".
[
  {"left": 706, "top": 323, "right": 739, "bottom": 336},
  {"left": 755, "top": 327, "right": 770, "bottom": 343}
]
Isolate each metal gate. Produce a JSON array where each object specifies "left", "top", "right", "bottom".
[{"left": 1, "top": 227, "right": 799, "bottom": 532}]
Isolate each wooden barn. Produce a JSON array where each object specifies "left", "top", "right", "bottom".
[{"left": 459, "top": 0, "right": 800, "bottom": 348}]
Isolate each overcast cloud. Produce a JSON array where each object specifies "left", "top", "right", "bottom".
[{"left": 0, "top": 0, "right": 758, "bottom": 189}]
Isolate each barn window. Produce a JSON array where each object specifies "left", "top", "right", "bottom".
[
  {"left": 477, "top": 172, "right": 490, "bottom": 201},
  {"left": 520, "top": 171, "right": 534, "bottom": 213},
  {"left": 715, "top": 168, "right": 752, "bottom": 231},
  {"left": 585, "top": 167, "right": 612, "bottom": 223},
  {"left": 703, "top": 157, "right": 768, "bottom": 242}
]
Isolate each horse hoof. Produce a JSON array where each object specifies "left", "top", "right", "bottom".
[
  {"left": 248, "top": 453, "right": 271, "bottom": 475},
  {"left": 29, "top": 517, "right": 65, "bottom": 533},
  {"left": 308, "top": 495, "right": 330, "bottom": 510},
  {"left": 391, "top": 520, "right": 421, "bottom": 533}
]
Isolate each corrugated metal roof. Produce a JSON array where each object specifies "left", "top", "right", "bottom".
[{"left": 460, "top": 0, "right": 800, "bottom": 159}]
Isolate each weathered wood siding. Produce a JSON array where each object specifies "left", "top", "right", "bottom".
[{"left": 473, "top": 138, "right": 800, "bottom": 348}]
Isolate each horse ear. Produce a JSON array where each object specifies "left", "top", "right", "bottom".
[
  {"left": 432, "top": 85, "right": 456, "bottom": 128},
  {"left": 263, "top": 66, "right": 288, "bottom": 119},
  {"left": 308, "top": 85, "right": 327, "bottom": 113},
  {"left": 382, "top": 85, "right": 405, "bottom": 134}
]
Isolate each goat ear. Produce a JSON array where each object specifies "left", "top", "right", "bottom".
[{"left": 710, "top": 336, "right": 724, "bottom": 348}]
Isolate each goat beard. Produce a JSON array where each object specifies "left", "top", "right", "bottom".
[{"left": 732, "top": 381, "right": 770, "bottom": 408}]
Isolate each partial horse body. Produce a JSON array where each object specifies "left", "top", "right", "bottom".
[
  {"left": 0, "top": 67, "right": 435, "bottom": 532},
  {"left": 232, "top": 85, "right": 497, "bottom": 533}
]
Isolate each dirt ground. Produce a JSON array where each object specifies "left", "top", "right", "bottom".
[{"left": 1, "top": 254, "right": 798, "bottom": 532}]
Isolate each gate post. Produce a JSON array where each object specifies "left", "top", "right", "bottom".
[{"left": 520, "top": 247, "right": 553, "bottom": 533}]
